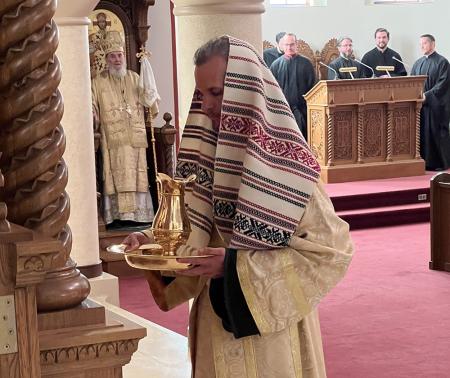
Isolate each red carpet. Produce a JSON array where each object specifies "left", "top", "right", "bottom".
[
  {"left": 320, "top": 223, "right": 450, "bottom": 378},
  {"left": 119, "top": 276, "right": 189, "bottom": 336},
  {"left": 119, "top": 222, "right": 450, "bottom": 377}
]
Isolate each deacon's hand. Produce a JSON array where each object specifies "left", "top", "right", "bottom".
[
  {"left": 122, "top": 232, "right": 153, "bottom": 252},
  {"left": 176, "top": 247, "right": 225, "bottom": 279}
]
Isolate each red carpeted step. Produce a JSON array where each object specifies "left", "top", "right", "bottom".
[
  {"left": 337, "top": 203, "right": 430, "bottom": 229},
  {"left": 323, "top": 172, "right": 445, "bottom": 228},
  {"left": 331, "top": 188, "right": 430, "bottom": 211}
]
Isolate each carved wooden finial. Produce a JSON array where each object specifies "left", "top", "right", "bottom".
[
  {"left": 163, "top": 112, "right": 172, "bottom": 126},
  {"left": 0, "top": 153, "right": 11, "bottom": 233}
]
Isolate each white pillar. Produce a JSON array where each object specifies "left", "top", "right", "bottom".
[
  {"left": 54, "top": 1, "right": 100, "bottom": 271},
  {"left": 172, "top": 0, "right": 265, "bottom": 130}
]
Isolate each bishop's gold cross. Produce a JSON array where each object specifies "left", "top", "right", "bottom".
[{"left": 118, "top": 104, "right": 132, "bottom": 116}]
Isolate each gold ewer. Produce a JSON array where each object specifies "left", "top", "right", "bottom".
[
  {"left": 107, "top": 172, "right": 198, "bottom": 270},
  {"left": 151, "top": 172, "right": 197, "bottom": 256}
]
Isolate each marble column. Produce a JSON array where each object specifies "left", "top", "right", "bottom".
[
  {"left": 54, "top": 1, "right": 101, "bottom": 275},
  {"left": 172, "top": 0, "right": 265, "bottom": 131},
  {"left": 55, "top": 1, "right": 119, "bottom": 305}
]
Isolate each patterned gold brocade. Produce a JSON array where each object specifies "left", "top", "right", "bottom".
[
  {"left": 145, "top": 182, "right": 353, "bottom": 377},
  {"left": 92, "top": 70, "right": 155, "bottom": 220}
]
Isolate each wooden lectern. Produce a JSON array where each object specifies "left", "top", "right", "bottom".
[{"left": 304, "top": 76, "right": 427, "bottom": 183}]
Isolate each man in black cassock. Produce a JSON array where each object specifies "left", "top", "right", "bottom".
[
  {"left": 328, "top": 37, "right": 367, "bottom": 80},
  {"left": 411, "top": 34, "right": 450, "bottom": 171},
  {"left": 270, "top": 33, "right": 316, "bottom": 139},
  {"left": 263, "top": 32, "right": 286, "bottom": 68},
  {"left": 361, "top": 28, "right": 407, "bottom": 77}
]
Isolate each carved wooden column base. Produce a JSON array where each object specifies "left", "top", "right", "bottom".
[
  {"left": 38, "top": 298, "right": 146, "bottom": 377},
  {"left": 36, "top": 259, "right": 90, "bottom": 312},
  {"left": 0, "top": 224, "right": 61, "bottom": 377}
]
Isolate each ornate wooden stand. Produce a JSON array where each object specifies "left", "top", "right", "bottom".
[{"left": 305, "top": 76, "right": 427, "bottom": 183}]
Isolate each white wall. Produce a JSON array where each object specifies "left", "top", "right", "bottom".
[
  {"left": 263, "top": 0, "right": 450, "bottom": 70},
  {"left": 146, "top": 0, "right": 450, "bottom": 128},
  {"left": 147, "top": 2, "right": 176, "bottom": 128}
]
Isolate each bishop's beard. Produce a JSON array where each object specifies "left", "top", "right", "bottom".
[{"left": 108, "top": 64, "right": 127, "bottom": 78}]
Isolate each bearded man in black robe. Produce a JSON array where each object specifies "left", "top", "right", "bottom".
[
  {"left": 328, "top": 37, "right": 367, "bottom": 80},
  {"left": 411, "top": 34, "right": 450, "bottom": 170},
  {"left": 361, "top": 28, "right": 407, "bottom": 77},
  {"left": 270, "top": 33, "right": 316, "bottom": 139},
  {"left": 263, "top": 31, "right": 286, "bottom": 68}
]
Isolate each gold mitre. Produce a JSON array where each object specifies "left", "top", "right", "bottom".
[{"left": 103, "top": 31, "right": 125, "bottom": 55}]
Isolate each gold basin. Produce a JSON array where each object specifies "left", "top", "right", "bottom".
[{"left": 106, "top": 243, "right": 210, "bottom": 271}]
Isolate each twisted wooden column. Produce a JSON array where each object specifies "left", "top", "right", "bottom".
[
  {"left": 0, "top": 0, "right": 89, "bottom": 311},
  {"left": 160, "top": 112, "right": 177, "bottom": 178},
  {"left": 0, "top": 154, "right": 10, "bottom": 233},
  {"left": 415, "top": 102, "right": 422, "bottom": 159},
  {"left": 357, "top": 105, "right": 364, "bottom": 164},
  {"left": 326, "top": 109, "right": 335, "bottom": 166},
  {"left": 386, "top": 104, "right": 394, "bottom": 162}
]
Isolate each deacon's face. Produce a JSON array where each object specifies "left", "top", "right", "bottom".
[
  {"left": 282, "top": 35, "right": 297, "bottom": 58},
  {"left": 375, "top": 32, "right": 389, "bottom": 50},
  {"left": 106, "top": 52, "right": 125, "bottom": 70},
  {"left": 339, "top": 39, "right": 353, "bottom": 58},
  {"left": 194, "top": 55, "right": 227, "bottom": 128},
  {"left": 420, "top": 37, "right": 435, "bottom": 55}
]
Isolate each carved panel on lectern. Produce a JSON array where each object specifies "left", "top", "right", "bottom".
[
  {"left": 393, "top": 107, "right": 411, "bottom": 155},
  {"left": 310, "top": 109, "right": 325, "bottom": 163},
  {"left": 334, "top": 110, "right": 354, "bottom": 160},
  {"left": 363, "top": 108, "right": 383, "bottom": 158}
]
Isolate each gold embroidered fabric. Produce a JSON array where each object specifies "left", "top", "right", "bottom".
[
  {"left": 237, "top": 182, "right": 354, "bottom": 335},
  {"left": 92, "top": 70, "right": 150, "bottom": 211},
  {"left": 146, "top": 181, "right": 353, "bottom": 377}
]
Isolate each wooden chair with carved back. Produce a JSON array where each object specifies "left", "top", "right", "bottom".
[
  {"left": 263, "top": 40, "right": 275, "bottom": 50},
  {"left": 317, "top": 38, "right": 340, "bottom": 80}
]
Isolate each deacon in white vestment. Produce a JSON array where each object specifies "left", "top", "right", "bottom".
[{"left": 124, "top": 36, "right": 354, "bottom": 377}]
